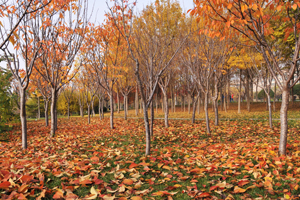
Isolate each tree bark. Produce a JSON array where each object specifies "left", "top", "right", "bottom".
[
  {"left": 110, "top": 92, "right": 114, "bottom": 129},
  {"left": 188, "top": 94, "right": 191, "bottom": 114},
  {"left": 88, "top": 105, "right": 91, "bottom": 124},
  {"left": 67, "top": 102, "right": 70, "bottom": 119},
  {"left": 191, "top": 95, "right": 198, "bottom": 124},
  {"left": 37, "top": 96, "right": 40, "bottom": 119},
  {"left": 238, "top": 70, "right": 241, "bottom": 114},
  {"left": 204, "top": 92, "right": 210, "bottom": 134},
  {"left": 91, "top": 98, "right": 95, "bottom": 117},
  {"left": 266, "top": 94, "right": 272, "bottom": 129},
  {"left": 227, "top": 73, "right": 230, "bottom": 109},
  {"left": 99, "top": 98, "right": 102, "bottom": 120},
  {"left": 279, "top": 88, "right": 289, "bottom": 155},
  {"left": 273, "top": 82, "right": 276, "bottom": 111},
  {"left": 50, "top": 88, "right": 57, "bottom": 137},
  {"left": 117, "top": 90, "right": 120, "bottom": 113},
  {"left": 44, "top": 99, "right": 49, "bottom": 127},
  {"left": 124, "top": 95, "right": 128, "bottom": 120},
  {"left": 20, "top": 88, "right": 27, "bottom": 149},
  {"left": 246, "top": 71, "right": 250, "bottom": 111},
  {"left": 135, "top": 84, "right": 138, "bottom": 116}
]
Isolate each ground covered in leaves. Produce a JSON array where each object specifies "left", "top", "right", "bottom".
[{"left": 1, "top": 111, "right": 300, "bottom": 199}]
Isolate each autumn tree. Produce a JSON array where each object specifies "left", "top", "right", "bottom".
[
  {"left": 108, "top": 0, "right": 188, "bottom": 155},
  {"left": 192, "top": 0, "right": 300, "bottom": 155},
  {"left": 35, "top": 0, "right": 87, "bottom": 137}
]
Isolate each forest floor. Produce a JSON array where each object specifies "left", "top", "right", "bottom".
[{"left": 1, "top": 103, "right": 300, "bottom": 199}]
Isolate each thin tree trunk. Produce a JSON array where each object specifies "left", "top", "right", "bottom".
[
  {"left": 214, "top": 98, "right": 219, "bottom": 126},
  {"left": 101, "top": 98, "right": 104, "bottom": 119},
  {"left": 92, "top": 98, "right": 95, "bottom": 117},
  {"left": 279, "top": 88, "right": 289, "bottom": 155},
  {"left": 20, "top": 88, "right": 27, "bottom": 149},
  {"left": 135, "top": 84, "right": 138, "bottom": 116},
  {"left": 44, "top": 99, "right": 49, "bottom": 127},
  {"left": 256, "top": 78, "right": 258, "bottom": 102},
  {"left": 204, "top": 92, "right": 210, "bottom": 134},
  {"left": 156, "top": 91, "right": 158, "bottom": 113},
  {"left": 88, "top": 105, "right": 91, "bottom": 124},
  {"left": 266, "top": 94, "right": 272, "bottom": 128},
  {"left": 37, "top": 96, "right": 40, "bottom": 120},
  {"left": 80, "top": 106, "right": 84, "bottom": 117},
  {"left": 246, "top": 72, "right": 250, "bottom": 111},
  {"left": 67, "top": 102, "right": 70, "bottom": 119},
  {"left": 50, "top": 88, "right": 57, "bottom": 137},
  {"left": 188, "top": 94, "right": 191, "bottom": 114},
  {"left": 150, "top": 101, "right": 154, "bottom": 137},
  {"left": 117, "top": 90, "right": 120, "bottom": 113},
  {"left": 238, "top": 70, "right": 241, "bottom": 114},
  {"left": 110, "top": 92, "right": 114, "bottom": 129},
  {"left": 143, "top": 103, "right": 151, "bottom": 155},
  {"left": 273, "top": 82, "right": 276, "bottom": 111},
  {"left": 162, "top": 90, "right": 169, "bottom": 128},
  {"left": 124, "top": 95, "right": 128, "bottom": 120},
  {"left": 99, "top": 98, "right": 102, "bottom": 120},
  {"left": 192, "top": 95, "right": 198, "bottom": 124},
  {"left": 227, "top": 73, "right": 230, "bottom": 109},
  {"left": 197, "top": 93, "right": 200, "bottom": 114}
]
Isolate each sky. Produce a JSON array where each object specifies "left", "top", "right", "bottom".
[{"left": 90, "top": 0, "right": 195, "bottom": 25}]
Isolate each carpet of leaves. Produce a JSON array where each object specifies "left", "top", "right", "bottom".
[{"left": 1, "top": 116, "right": 300, "bottom": 200}]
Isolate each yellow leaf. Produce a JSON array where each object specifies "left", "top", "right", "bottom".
[
  {"left": 90, "top": 186, "right": 97, "bottom": 195},
  {"left": 233, "top": 186, "right": 246, "bottom": 193},
  {"left": 252, "top": 4, "right": 258, "bottom": 10},
  {"left": 277, "top": 5, "right": 282, "bottom": 11},
  {"left": 292, "top": 4, "right": 298, "bottom": 10}
]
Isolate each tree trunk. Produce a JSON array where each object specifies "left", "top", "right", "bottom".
[
  {"left": 142, "top": 103, "right": 151, "bottom": 155},
  {"left": 101, "top": 98, "right": 104, "bottom": 119},
  {"left": 67, "top": 102, "right": 70, "bottom": 119},
  {"left": 273, "top": 82, "right": 276, "bottom": 111},
  {"left": 204, "top": 92, "right": 210, "bottom": 134},
  {"left": 92, "top": 98, "right": 95, "bottom": 117},
  {"left": 37, "top": 96, "right": 40, "bottom": 120},
  {"left": 246, "top": 72, "right": 250, "bottom": 111},
  {"left": 135, "top": 84, "right": 138, "bottom": 116},
  {"left": 20, "top": 88, "right": 27, "bottom": 149},
  {"left": 50, "top": 88, "right": 57, "bottom": 137},
  {"left": 227, "top": 73, "right": 230, "bottom": 109},
  {"left": 266, "top": 94, "right": 272, "bottom": 129},
  {"left": 124, "top": 95, "right": 128, "bottom": 120},
  {"left": 214, "top": 98, "right": 219, "bottom": 126},
  {"left": 279, "top": 88, "right": 289, "bottom": 155},
  {"left": 162, "top": 90, "right": 169, "bottom": 128},
  {"left": 117, "top": 91, "right": 120, "bottom": 113},
  {"left": 192, "top": 95, "right": 198, "bottom": 124},
  {"left": 99, "top": 98, "right": 102, "bottom": 120},
  {"left": 44, "top": 99, "right": 49, "bottom": 127},
  {"left": 88, "top": 105, "right": 91, "bottom": 124},
  {"left": 110, "top": 92, "right": 114, "bottom": 129},
  {"left": 188, "top": 94, "right": 191, "bottom": 114},
  {"left": 256, "top": 78, "right": 258, "bottom": 102},
  {"left": 80, "top": 106, "right": 84, "bottom": 117},
  {"left": 156, "top": 92, "right": 158, "bottom": 113},
  {"left": 150, "top": 100, "right": 154, "bottom": 137},
  {"left": 238, "top": 70, "right": 241, "bottom": 114}
]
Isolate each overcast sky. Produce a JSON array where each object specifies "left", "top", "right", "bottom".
[{"left": 90, "top": 0, "right": 195, "bottom": 25}]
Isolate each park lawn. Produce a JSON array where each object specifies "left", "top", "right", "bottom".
[{"left": 0, "top": 112, "right": 300, "bottom": 199}]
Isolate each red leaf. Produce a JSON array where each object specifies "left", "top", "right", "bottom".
[
  {"left": 197, "top": 192, "right": 211, "bottom": 198},
  {"left": 209, "top": 185, "right": 218, "bottom": 191},
  {"left": 20, "top": 175, "right": 33, "bottom": 183},
  {"left": 0, "top": 181, "right": 11, "bottom": 189},
  {"left": 129, "top": 163, "right": 139, "bottom": 169}
]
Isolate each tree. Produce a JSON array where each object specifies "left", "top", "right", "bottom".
[
  {"left": 35, "top": 0, "right": 87, "bottom": 137},
  {"left": 191, "top": 0, "right": 300, "bottom": 155},
  {"left": 108, "top": 0, "right": 188, "bottom": 155},
  {"left": 2, "top": 5, "right": 44, "bottom": 149}
]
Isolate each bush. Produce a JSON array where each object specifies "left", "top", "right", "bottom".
[{"left": 257, "top": 89, "right": 274, "bottom": 99}]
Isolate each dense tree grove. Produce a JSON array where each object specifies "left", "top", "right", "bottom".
[{"left": 1, "top": 0, "right": 300, "bottom": 157}]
